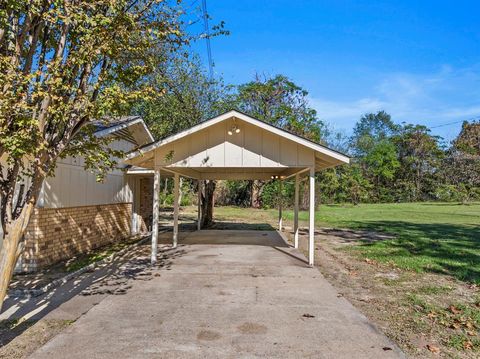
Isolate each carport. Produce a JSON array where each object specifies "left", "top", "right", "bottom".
[{"left": 126, "top": 110, "right": 349, "bottom": 266}]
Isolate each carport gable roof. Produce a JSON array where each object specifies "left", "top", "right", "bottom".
[{"left": 126, "top": 110, "right": 350, "bottom": 169}]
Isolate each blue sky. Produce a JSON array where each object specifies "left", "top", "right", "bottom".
[{"left": 191, "top": 0, "right": 480, "bottom": 142}]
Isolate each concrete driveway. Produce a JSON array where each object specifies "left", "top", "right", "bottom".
[{"left": 29, "top": 230, "right": 403, "bottom": 358}]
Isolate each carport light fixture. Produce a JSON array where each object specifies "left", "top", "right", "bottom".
[
  {"left": 270, "top": 175, "right": 285, "bottom": 180},
  {"left": 227, "top": 120, "right": 241, "bottom": 136}
]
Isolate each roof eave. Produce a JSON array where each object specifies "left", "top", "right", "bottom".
[
  {"left": 95, "top": 117, "right": 154, "bottom": 147},
  {"left": 126, "top": 110, "right": 350, "bottom": 165}
]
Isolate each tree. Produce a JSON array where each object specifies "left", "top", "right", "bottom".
[
  {"left": 453, "top": 120, "right": 480, "bottom": 156},
  {"left": 363, "top": 140, "right": 400, "bottom": 201},
  {"left": 134, "top": 53, "right": 230, "bottom": 227},
  {"left": 339, "top": 163, "right": 371, "bottom": 205},
  {"left": 200, "top": 180, "right": 216, "bottom": 227},
  {"left": 324, "top": 128, "right": 351, "bottom": 155},
  {"left": 317, "top": 168, "right": 339, "bottom": 204},
  {"left": 230, "top": 74, "right": 328, "bottom": 208},
  {"left": 135, "top": 54, "right": 229, "bottom": 139},
  {"left": 0, "top": 0, "right": 188, "bottom": 309},
  {"left": 440, "top": 121, "right": 480, "bottom": 203},
  {"left": 234, "top": 74, "right": 326, "bottom": 142},
  {"left": 393, "top": 124, "right": 443, "bottom": 201},
  {"left": 351, "top": 111, "right": 398, "bottom": 158}
]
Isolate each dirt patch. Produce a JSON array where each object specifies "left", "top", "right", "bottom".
[
  {"left": 0, "top": 319, "right": 72, "bottom": 359},
  {"left": 237, "top": 322, "right": 268, "bottom": 335},
  {"left": 292, "top": 229, "right": 479, "bottom": 358},
  {"left": 197, "top": 329, "right": 221, "bottom": 341}
]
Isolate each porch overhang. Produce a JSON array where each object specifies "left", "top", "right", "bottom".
[{"left": 125, "top": 110, "right": 349, "bottom": 179}]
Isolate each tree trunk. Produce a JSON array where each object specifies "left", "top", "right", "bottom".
[
  {"left": 415, "top": 167, "right": 421, "bottom": 201},
  {"left": 201, "top": 180, "right": 216, "bottom": 227},
  {"left": 0, "top": 165, "right": 43, "bottom": 311},
  {"left": 301, "top": 182, "right": 309, "bottom": 210},
  {"left": 250, "top": 180, "right": 263, "bottom": 208},
  {"left": 0, "top": 201, "right": 35, "bottom": 311}
]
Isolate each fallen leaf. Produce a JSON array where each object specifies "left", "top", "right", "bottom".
[
  {"left": 465, "top": 321, "right": 474, "bottom": 329},
  {"left": 466, "top": 330, "right": 476, "bottom": 336},
  {"left": 348, "top": 271, "right": 358, "bottom": 276},
  {"left": 463, "top": 340, "right": 473, "bottom": 350},
  {"left": 450, "top": 323, "right": 460, "bottom": 329},
  {"left": 427, "top": 311, "right": 437, "bottom": 319},
  {"left": 426, "top": 344, "right": 440, "bottom": 354},
  {"left": 448, "top": 305, "right": 461, "bottom": 314}
]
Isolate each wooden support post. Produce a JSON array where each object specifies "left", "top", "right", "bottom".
[
  {"left": 294, "top": 173, "right": 299, "bottom": 249},
  {"left": 308, "top": 167, "right": 315, "bottom": 266},
  {"left": 197, "top": 179, "right": 202, "bottom": 230},
  {"left": 278, "top": 180, "right": 283, "bottom": 231},
  {"left": 151, "top": 168, "right": 161, "bottom": 265},
  {"left": 173, "top": 173, "right": 179, "bottom": 248}
]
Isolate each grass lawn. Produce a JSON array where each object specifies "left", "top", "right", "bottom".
[
  {"left": 212, "top": 203, "right": 480, "bottom": 355},
  {"left": 214, "top": 202, "right": 480, "bottom": 284}
]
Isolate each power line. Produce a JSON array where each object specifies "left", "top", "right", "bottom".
[
  {"left": 430, "top": 120, "right": 465, "bottom": 129},
  {"left": 430, "top": 116, "right": 480, "bottom": 129},
  {"left": 201, "top": 0, "right": 214, "bottom": 80}
]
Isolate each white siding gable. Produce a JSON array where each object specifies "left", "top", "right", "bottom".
[{"left": 153, "top": 118, "right": 315, "bottom": 169}]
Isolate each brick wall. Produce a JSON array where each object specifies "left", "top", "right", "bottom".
[
  {"left": 17, "top": 203, "right": 132, "bottom": 272},
  {"left": 138, "top": 177, "right": 153, "bottom": 232}
]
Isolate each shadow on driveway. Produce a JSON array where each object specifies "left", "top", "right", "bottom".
[{"left": 1, "top": 243, "right": 185, "bottom": 347}]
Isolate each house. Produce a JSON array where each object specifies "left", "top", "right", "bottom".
[
  {"left": 7, "top": 117, "right": 155, "bottom": 273},
  {"left": 4, "top": 110, "right": 349, "bottom": 273}
]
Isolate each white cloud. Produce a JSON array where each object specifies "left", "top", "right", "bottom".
[
  {"left": 309, "top": 97, "right": 386, "bottom": 126},
  {"left": 309, "top": 65, "right": 480, "bottom": 140}
]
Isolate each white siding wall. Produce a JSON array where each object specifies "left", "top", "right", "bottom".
[
  {"left": 39, "top": 138, "right": 135, "bottom": 208},
  {"left": 39, "top": 164, "right": 132, "bottom": 208}
]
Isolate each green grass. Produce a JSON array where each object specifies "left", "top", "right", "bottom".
[
  {"left": 415, "top": 285, "right": 453, "bottom": 295},
  {"left": 213, "top": 202, "right": 480, "bottom": 283}
]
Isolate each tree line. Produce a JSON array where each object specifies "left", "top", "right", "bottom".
[
  {"left": 135, "top": 57, "right": 480, "bottom": 209},
  {"left": 317, "top": 112, "right": 480, "bottom": 205}
]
